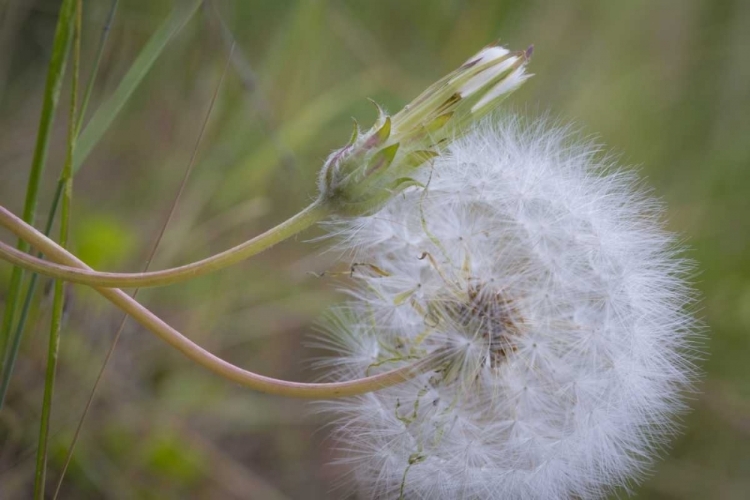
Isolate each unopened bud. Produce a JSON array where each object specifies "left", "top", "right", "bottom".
[{"left": 317, "top": 41, "right": 532, "bottom": 216}]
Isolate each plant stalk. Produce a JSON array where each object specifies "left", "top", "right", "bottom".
[
  {"left": 33, "top": 0, "right": 81, "bottom": 497},
  {"left": 0, "top": 200, "right": 329, "bottom": 288},
  {"left": 0, "top": 206, "right": 434, "bottom": 399},
  {"left": 0, "top": 0, "right": 76, "bottom": 407}
]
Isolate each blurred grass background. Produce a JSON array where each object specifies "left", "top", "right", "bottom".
[{"left": 0, "top": 0, "right": 748, "bottom": 498}]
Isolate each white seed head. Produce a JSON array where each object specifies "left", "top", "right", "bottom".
[{"left": 316, "top": 116, "right": 700, "bottom": 499}]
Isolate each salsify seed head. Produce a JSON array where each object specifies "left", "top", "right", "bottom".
[
  {"left": 315, "top": 116, "right": 701, "bottom": 499},
  {"left": 317, "top": 42, "right": 531, "bottom": 216}
]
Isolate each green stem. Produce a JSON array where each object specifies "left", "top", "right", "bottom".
[
  {"left": 0, "top": 206, "right": 436, "bottom": 398},
  {"left": 0, "top": 186, "right": 62, "bottom": 410},
  {"left": 33, "top": 0, "right": 81, "bottom": 497},
  {"left": 75, "top": 0, "right": 119, "bottom": 137},
  {"left": 0, "top": 200, "right": 329, "bottom": 288},
  {"left": 53, "top": 40, "right": 233, "bottom": 498},
  {"left": 0, "top": 0, "right": 118, "bottom": 410},
  {"left": 8, "top": 0, "right": 200, "bottom": 355},
  {"left": 0, "top": 0, "right": 75, "bottom": 405}
]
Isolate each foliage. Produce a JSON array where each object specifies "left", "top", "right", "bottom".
[{"left": 0, "top": 0, "right": 749, "bottom": 498}]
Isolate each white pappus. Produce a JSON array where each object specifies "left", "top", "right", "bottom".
[{"left": 315, "top": 116, "right": 700, "bottom": 499}]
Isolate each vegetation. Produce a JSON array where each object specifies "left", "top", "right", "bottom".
[{"left": 0, "top": 1, "right": 748, "bottom": 498}]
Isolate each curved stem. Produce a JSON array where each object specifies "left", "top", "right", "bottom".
[
  {"left": 0, "top": 206, "right": 433, "bottom": 398},
  {"left": 0, "top": 201, "right": 328, "bottom": 288}
]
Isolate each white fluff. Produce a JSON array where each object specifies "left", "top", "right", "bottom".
[{"left": 316, "top": 116, "right": 700, "bottom": 499}]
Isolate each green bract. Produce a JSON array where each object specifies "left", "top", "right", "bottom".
[{"left": 318, "top": 42, "right": 532, "bottom": 216}]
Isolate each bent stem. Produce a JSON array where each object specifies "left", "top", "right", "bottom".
[
  {"left": 0, "top": 200, "right": 329, "bottom": 288},
  {"left": 0, "top": 207, "right": 434, "bottom": 398}
]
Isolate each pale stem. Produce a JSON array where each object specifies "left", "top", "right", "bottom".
[
  {"left": 0, "top": 200, "right": 328, "bottom": 288},
  {"left": 0, "top": 206, "right": 434, "bottom": 398}
]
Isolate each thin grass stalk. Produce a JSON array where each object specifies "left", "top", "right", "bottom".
[
  {"left": 76, "top": 0, "right": 119, "bottom": 137},
  {"left": 0, "top": 0, "right": 120, "bottom": 412},
  {"left": 33, "top": 0, "right": 81, "bottom": 497},
  {"left": 52, "top": 40, "right": 235, "bottom": 499},
  {"left": 0, "top": 0, "right": 76, "bottom": 409},
  {"left": 72, "top": 0, "right": 203, "bottom": 173}
]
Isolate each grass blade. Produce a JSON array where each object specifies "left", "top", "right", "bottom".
[
  {"left": 52, "top": 40, "right": 236, "bottom": 499},
  {"left": 72, "top": 0, "right": 203, "bottom": 173},
  {"left": 33, "top": 0, "right": 81, "bottom": 497},
  {"left": 0, "top": 1, "right": 121, "bottom": 412},
  {"left": 2, "top": 0, "right": 200, "bottom": 409},
  {"left": 76, "top": 0, "right": 119, "bottom": 136},
  {"left": 0, "top": 0, "right": 76, "bottom": 408}
]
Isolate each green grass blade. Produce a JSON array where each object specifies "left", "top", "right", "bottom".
[
  {"left": 33, "top": 1, "right": 82, "bottom": 496},
  {"left": 0, "top": 185, "right": 62, "bottom": 404},
  {"left": 0, "top": 0, "right": 76, "bottom": 408},
  {"left": 76, "top": 0, "right": 119, "bottom": 136},
  {"left": 72, "top": 0, "right": 203, "bottom": 174},
  {"left": 0, "top": 2, "right": 120, "bottom": 401},
  {"left": 52, "top": 38, "right": 236, "bottom": 499},
  {"left": 1, "top": 1, "right": 201, "bottom": 407}
]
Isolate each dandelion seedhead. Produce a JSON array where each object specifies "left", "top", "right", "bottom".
[
  {"left": 316, "top": 116, "right": 700, "bottom": 499},
  {"left": 318, "top": 43, "right": 531, "bottom": 216}
]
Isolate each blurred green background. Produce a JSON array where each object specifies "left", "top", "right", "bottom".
[{"left": 0, "top": 0, "right": 749, "bottom": 498}]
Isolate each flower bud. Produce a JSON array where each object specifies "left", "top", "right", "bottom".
[{"left": 317, "top": 42, "right": 532, "bottom": 216}]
